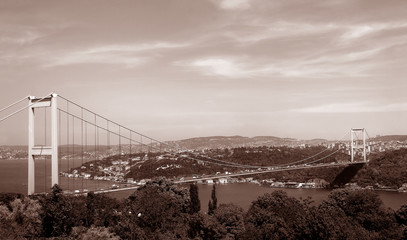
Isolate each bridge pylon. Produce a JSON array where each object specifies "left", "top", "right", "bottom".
[
  {"left": 28, "top": 94, "right": 58, "bottom": 195},
  {"left": 350, "top": 128, "right": 367, "bottom": 162}
]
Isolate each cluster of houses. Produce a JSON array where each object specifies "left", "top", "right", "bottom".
[
  {"left": 368, "top": 140, "right": 407, "bottom": 152},
  {"left": 62, "top": 159, "right": 132, "bottom": 182},
  {"left": 261, "top": 178, "right": 329, "bottom": 189},
  {"left": 398, "top": 183, "right": 407, "bottom": 192},
  {"left": 192, "top": 177, "right": 251, "bottom": 185},
  {"left": 344, "top": 182, "right": 407, "bottom": 192},
  {"left": 0, "top": 146, "right": 27, "bottom": 159}
]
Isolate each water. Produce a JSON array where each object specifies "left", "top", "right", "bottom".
[
  {"left": 196, "top": 183, "right": 407, "bottom": 211},
  {"left": 106, "top": 183, "right": 407, "bottom": 211},
  {"left": 1, "top": 159, "right": 407, "bottom": 211},
  {"left": 0, "top": 158, "right": 124, "bottom": 194}
]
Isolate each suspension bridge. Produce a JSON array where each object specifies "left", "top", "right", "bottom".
[{"left": 0, "top": 93, "right": 370, "bottom": 195}]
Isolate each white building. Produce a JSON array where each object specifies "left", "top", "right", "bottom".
[{"left": 218, "top": 178, "right": 228, "bottom": 184}]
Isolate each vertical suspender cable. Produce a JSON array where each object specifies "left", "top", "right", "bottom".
[
  {"left": 85, "top": 121, "right": 88, "bottom": 191},
  {"left": 81, "top": 108, "right": 84, "bottom": 192},
  {"left": 67, "top": 102, "right": 69, "bottom": 190},
  {"left": 119, "top": 126, "right": 121, "bottom": 156},
  {"left": 97, "top": 127, "right": 99, "bottom": 159},
  {"left": 118, "top": 126, "right": 121, "bottom": 180},
  {"left": 107, "top": 120, "right": 109, "bottom": 155},
  {"left": 45, "top": 108, "right": 47, "bottom": 145},
  {"left": 97, "top": 126, "right": 99, "bottom": 184},
  {"left": 45, "top": 108, "right": 47, "bottom": 192},
  {"left": 94, "top": 114, "right": 97, "bottom": 191},
  {"left": 72, "top": 115, "right": 75, "bottom": 191},
  {"left": 58, "top": 110, "right": 61, "bottom": 189},
  {"left": 130, "top": 131, "right": 132, "bottom": 156}
]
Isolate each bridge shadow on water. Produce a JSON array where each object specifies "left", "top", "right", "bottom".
[{"left": 329, "top": 162, "right": 365, "bottom": 188}]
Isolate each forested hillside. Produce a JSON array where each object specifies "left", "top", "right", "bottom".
[
  {"left": 124, "top": 146, "right": 349, "bottom": 181},
  {"left": 1, "top": 180, "right": 406, "bottom": 239},
  {"left": 352, "top": 148, "right": 407, "bottom": 188}
]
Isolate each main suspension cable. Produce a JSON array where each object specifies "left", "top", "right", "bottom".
[
  {"left": 58, "top": 107, "right": 349, "bottom": 169},
  {"left": 0, "top": 95, "right": 28, "bottom": 113},
  {"left": 57, "top": 95, "right": 351, "bottom": 169},
  {"left": 0, "top": 93, "right": 53, "bottom": 123}
]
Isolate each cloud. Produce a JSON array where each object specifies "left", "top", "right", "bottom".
[
  {"left": 341, "top": 25, "right": 376, "bottom": 40},
  {"left": 0, "top": 30, "right": 42, "bottom": 45},
  {"left": 216, "top": 0, "right": 251, "bottom": 10},
  {"left": 188, "top": 58, "right": 254, "bottom": 78},
  {"left": 84, "top": 42, "right": 188, "bottom": 54},
  {"left": 48, "top": 51, "right": 144, "bottom": 68},
  {"left": 295, "top": 102, "right": 407, "bottom": 113},
  {"left": 178, "top": 52, "right": 376, "bottom": 79},
  {"left": 44, "top": 42, "right": 188, "bottom": 68},
  {"left": 341, "top": 23, "right": 407, "bottom": 41},
  {"left": 225, "top": 21, "right": 337, "bottom": 43}
]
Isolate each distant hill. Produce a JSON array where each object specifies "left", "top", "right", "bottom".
[
  {"left": 165, "top": 135, "right": 328, "bottom": 150},
  {"left": 1, "top": 134, "right": 406, "bottom": 152},
  {"left": 164, "top": 134, "right": 407, "bottom": 150},
  {"left": 371, "top": 135, "right": 407, "bottom": 142}
]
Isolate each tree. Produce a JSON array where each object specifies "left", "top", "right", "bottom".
[
  {"left": 243, "top": 190, "right": 309, "bottom": 240},
  {"left": 208, "top": 184, "right": 218, "bottom": 215},
  {"left": 0, "top": 205, "right": 12, "bottom": 238},
  {"left": 189, "top": 183, "right": 201, "bottom": 214},
  {"left": 116, "top": 178, "right": 190, "bottom": 239},
  {"left": 308, "top": 202, "right": 371, "bottom": 240},
  {"left": 396, "top": 205, "right": 407, "bottom": 239},
  {"left": 0, "top": 192, "right": 24, "bottom": 210},
  {"left": 40, "top": 184, "right": 76, "bottom": 237},
  {"left": 214, "top": 203, "right": 245, "bottom": 239},
  {"left": 85, "top": 192, "right": 121, "bottom": 228},
  {"left": 0, "top": 197, "right": 43, "bottom": 238},
  {"left": 396, "top": 204, "right": 407, "bottom": 225},
  {"left": 70, "top": 226, "right": 121, "bottom": 240},
  {"left": 324, "top": 189, "right": 403, "bottom": 239},
  {"left": 187, "top": 212, "right": 226, "bottom": 240}
]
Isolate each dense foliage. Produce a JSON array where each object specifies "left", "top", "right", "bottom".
[
  {"left": 352, "top": 148, "right": 407, "bottom": 188},
  {"left": 124, "top": 146, "right": 349, "bottom": 181},
  {"left": 1, "top": 180, "right": 407, "bottom": 239},
  {"left": 123, "top": 147, "right": 407, "bottom": 190}
]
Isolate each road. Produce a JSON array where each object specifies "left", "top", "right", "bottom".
[{"left": 91, "top": 160, "right": 366, "bottom": 194}]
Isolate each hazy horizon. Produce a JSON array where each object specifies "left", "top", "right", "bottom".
[{"left": 1, "top": 0, "right": 406, "bottom": 145}]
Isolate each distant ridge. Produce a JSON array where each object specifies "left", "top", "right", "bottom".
[
  {"left": 166, "top": 135, "right": 328, "bottom": 150},
  {"left": 165, "top": 134, "right": 407, "bottom": 150},
  {"left": 372, "top": 135, "right": 407, "bottom": 142},
  {"left": 1, "top": 135, "right": 406, "bottom": 151}
]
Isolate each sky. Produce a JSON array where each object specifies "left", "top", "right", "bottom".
[{"left": 0, "top": 0, "right": 407, "bottom": 144}]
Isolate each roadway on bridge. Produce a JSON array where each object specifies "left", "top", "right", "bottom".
[{"left": 93, "top": 161, "right": 366, "bottom": 194}]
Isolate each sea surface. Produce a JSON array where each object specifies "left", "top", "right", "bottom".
[
  {"left": 0, "top": 158, "right": 121, "bottom": 194},
  {"left": 1, "top": 159, "right": 407, "bottom": 211},
  {"left": 107, "top": 182, "right": 407, "bottom": 212}
]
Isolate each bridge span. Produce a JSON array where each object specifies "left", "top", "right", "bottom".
[
  {"left": 0, "top": 93, "right": 370, "bottom": 195},
  {"left": 91, "top": 160, "right": 366, "bottom": 195}
]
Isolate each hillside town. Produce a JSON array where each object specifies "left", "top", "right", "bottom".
[
  {"left": 2, "top": 135, "right": 407, "bottom": 160},
  {"left": 2, "top": 136, "right": 407, "bottom": 192}
]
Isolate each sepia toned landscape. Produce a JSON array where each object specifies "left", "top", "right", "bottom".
[{"left": 1, "top": 0, "right": 407, "bottom": 239}]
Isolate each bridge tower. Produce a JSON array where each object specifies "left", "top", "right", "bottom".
[
  {"left": 28, "top": 94, "right": 58, "bottom": 195},
  {"left": 350, "top": 128, "right": 367, "bottom": 162}
]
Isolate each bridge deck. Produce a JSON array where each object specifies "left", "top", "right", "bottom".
[{"left": 90, "top": 161, "right": 366, "bottom": 194}]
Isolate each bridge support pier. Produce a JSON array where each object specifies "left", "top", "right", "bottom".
[{"left": 28, "top": 94, "right": 58, "bottom": 195}]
